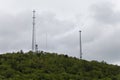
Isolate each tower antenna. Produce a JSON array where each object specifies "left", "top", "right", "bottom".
[
  {"left": 32, "top": 10, "right": 36, "bottom": 52},
  {"left": 79, "top": 30, "right": 82, "bottom": 59}
]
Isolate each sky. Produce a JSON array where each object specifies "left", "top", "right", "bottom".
[{"left": 0, "top": 0, "right": 120, "bottom": 65}]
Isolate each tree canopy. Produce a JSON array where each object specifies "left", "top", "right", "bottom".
[{"left": 0, "top": 51, "right": 120, "bottom": 80}]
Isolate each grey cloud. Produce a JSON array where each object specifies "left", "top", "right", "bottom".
[
  {"left": 0, "top": 11, "right": 32, "bottom": 53},
  {"left": 82, "top": 2, "right": 120, "bottom": 63},
  {"left": 85, "top": 27, "right": 120, "bottom": 63},
  {"left": 91, "top": 2, "right": 120, "bottom": 25},
  {"left": 36, "top": 12, "right": 77, "bottom": 55},
  {"left": 37, "top": 12, "right": 75, "bottom": 36}
]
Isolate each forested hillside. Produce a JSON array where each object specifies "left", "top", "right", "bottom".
[{"left": 0, "top": 51, "right": 120, "bottom": 80}]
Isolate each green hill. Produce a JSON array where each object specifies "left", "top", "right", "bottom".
[{"left": 0, "top": 51, "right": 120, "bottom": 80}]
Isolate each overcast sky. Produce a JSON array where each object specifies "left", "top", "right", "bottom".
[{"left": 0, "top": 0, "right": 120, "bottom": 65}]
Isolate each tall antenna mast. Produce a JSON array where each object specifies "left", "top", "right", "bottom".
[
  {"left": 32, "top": 10, "right": 36, "bottom": 52},
  {"left": 79, "top": 30, "right": 82, "bottom": 59}
]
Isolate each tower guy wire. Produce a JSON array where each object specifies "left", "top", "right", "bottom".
[{"left": 46, "top": 33, "right": 47, "bottom": 50}]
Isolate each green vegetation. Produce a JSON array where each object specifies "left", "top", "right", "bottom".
[{"left": 0, "top": 51, "right": 120, "bottom": 80}]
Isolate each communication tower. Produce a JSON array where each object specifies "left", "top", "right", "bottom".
[
  {"left": 79, "top": 30, "right": 82, "bottom": 59},
  {"left": 32, "top": 10, "right": 36, "bottom": 52}
]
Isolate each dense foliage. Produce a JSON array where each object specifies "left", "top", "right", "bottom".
[{"left": 0, "top": 51, "right": 120, "bottom": 80}]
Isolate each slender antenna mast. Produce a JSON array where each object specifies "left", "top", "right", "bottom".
[
  {"left": 32, "top": 10, "right": 36, "bottom": 52},
  {"left": 79, "top": 30, "right": 82, "bottom": 59}
]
